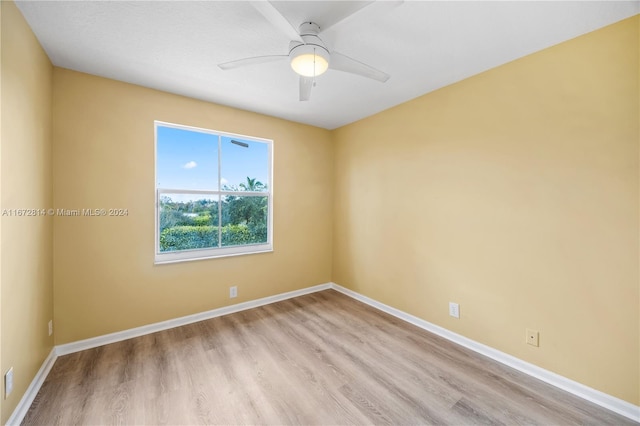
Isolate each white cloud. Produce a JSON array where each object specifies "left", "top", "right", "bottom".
[
  {"left": 221, "top": 177, "right": 229, "bottom": 185},
  {"left": 183, "top": 161, "right": 197, "bottom": 169}
]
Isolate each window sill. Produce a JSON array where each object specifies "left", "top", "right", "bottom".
[{"left": 154, "top": 244, "right": 273, "bottom": 265}]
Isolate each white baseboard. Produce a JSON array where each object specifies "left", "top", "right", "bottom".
[
  {"left": 56, "top": 282, "right": 331, "bottom": 356},
  {"left": 330, "top": 282, "right": 640, "bottom": 423},
  {"left": 7, "top": 281, "right": 639, "bottom": 424},
  {"left": 5, "top": 348, "right": 57, "bottom": 426}
]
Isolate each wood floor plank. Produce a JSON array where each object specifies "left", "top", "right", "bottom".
[{"left": 21, "top": 289, "right": 637, "bottom": 425}]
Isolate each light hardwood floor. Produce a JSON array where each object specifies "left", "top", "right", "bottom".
[{"left": 23, "top": 290, "right": 636, "bottom": 425}]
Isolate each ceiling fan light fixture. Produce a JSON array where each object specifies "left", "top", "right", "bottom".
[{"left": 290, "top": 44, "right": 330, "bottom": 77}]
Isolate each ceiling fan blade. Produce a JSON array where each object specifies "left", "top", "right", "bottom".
[
  {"left": 218, "top": 55, "right": 287, "bottom": 71},
  {"left": 330, "top": 52, "right": 390, "bottom": 83},
  {"left": 320, "top": 1, "right": 404, "bottom": 34},
  {"left": 249, "top": 1, "right": 304, "bottom": 43},
  {"left": 299, "top": 76, "right": 313, "bottom": 101}
]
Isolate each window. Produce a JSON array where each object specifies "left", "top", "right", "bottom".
[{"left": 155, "top": 121, "right": 272, "bottom": 263}]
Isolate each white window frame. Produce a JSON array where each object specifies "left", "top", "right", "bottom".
[{"left": 154, "top": 121, "right": 273, "bottom": 264}]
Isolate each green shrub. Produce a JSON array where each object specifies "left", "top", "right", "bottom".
[
  {"left": 160, "top": 225, "right": 216, "bottom": 251},
  {"left": 160, "top": 223, "right": 267, "bottom": 252},
  {"left": 193, "top": 214, "right": 212, "bottom": 226},
  {"left": 221, "top": 224, "right": 252, "bottom": 246}
]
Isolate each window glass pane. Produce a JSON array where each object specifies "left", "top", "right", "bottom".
[
  {"left": 157, "top": 126, "right": 218, "bottom": 190},
  {"left": 221, "top": 195, "right": 268, "bottom": 247},
  {"left": 159, "top": 193, "right": 219, "bottom": 252},
  {"left": 220, "top": 136, "right": 269, "bottom": 192}
]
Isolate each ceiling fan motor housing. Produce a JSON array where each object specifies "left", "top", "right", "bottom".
[{"left": 289, "top": 22, "right": 330, "bottom": 77}]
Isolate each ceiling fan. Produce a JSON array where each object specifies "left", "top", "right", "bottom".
[{"left": 218, "top": 1, "right": 397, "bottom": 101}]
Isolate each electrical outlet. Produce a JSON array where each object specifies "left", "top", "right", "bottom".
[
  {"left": 5, "top": 367, "right": 13, "bottom": 398},
  {"left": 230, "top": 286, "right": 238, "bottom": 298},
  {"left": 526, "top": 329, "right": 539, "bottom": 347},
  {"left": 48, "top": 320, "right": 53, "bottom": 336},
  {"left": 449, "top": 302, "right": 460, "bottom": 319}
]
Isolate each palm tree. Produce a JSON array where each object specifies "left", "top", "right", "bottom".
[
  {"left": 239, "top": 176, "right": 266, "bottom": 192},
  {"left": 225, "top": 177, "right": 267, "bottom": 227}
]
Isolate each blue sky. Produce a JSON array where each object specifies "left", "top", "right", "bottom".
[{"left": 156, "top": 125, "right": 269, "bottom": 193}]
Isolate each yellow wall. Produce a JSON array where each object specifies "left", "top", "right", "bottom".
[
  {"left": 2, "top": 2, "right": 638, "bottom": 419},
  {"left": 0, "top": 2, "right": 54, "bottom": 423},
  {"left": 52, "top": 68, "right": 333, "bottom": 344},
  {"left": 333, "top": 16, "right": 639, "bottom": 405}
]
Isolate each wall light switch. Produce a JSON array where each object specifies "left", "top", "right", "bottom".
[
  {"left": 449, "top": 302, "right": 460, "bottom": 319},
  {"left": 4, "top": 368, "right": 13, "bottom": 398}
]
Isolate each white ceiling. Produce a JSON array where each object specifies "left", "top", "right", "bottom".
[{"left": 16, "top": 1, "right": 639, "bottom": 130}]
